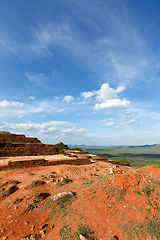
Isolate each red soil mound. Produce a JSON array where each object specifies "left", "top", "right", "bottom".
[
  {"left": 141, "top": 165, "right": 160, "bottom": 178},
  {"left": 0, "top": 161, "right": 159, "bottom": 240}
]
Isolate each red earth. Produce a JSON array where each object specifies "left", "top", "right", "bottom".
[
  {"left": 0, "top": 134, "right": 159, "bottom": 240},
  {"left": 0, "top": 155, "right": 160, "bottom": 240}
]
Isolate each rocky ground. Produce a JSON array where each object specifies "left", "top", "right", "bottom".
[{"left": 0, "top": 150, "right": 160, "bottom": 240}]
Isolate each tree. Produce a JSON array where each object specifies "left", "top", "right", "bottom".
[
  {"left": 0, "top": 130, "right": 11, "bottom": 134},
  {"left": 56, "top": 142, "right": 69, "bottom": 149}
]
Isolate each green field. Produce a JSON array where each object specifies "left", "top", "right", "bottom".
[{"left": 83, "top": 145, "right": 160, "bottom": 168}]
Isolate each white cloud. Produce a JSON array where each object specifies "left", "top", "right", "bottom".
[
  {"left": 41, "top": 114, "right": 47, "bottom": 118},
  {"left": 81, "top": 83, "right": 125, "bottom": 101},
  {"left": 94, "top": 98, "right": 130, "bottom": 110},
  {"left": 29, "top": 96, "right": 35, "bottom": 100},
  {"left": 96, "top": 83, "right": 125, "bottom": 101},
  {"left": 18, "top": 115, "right": 24, "bottom": 118},
  {"left": 0, "top": 120, "right": 92, "bottom": 144},
  {"left": 54, "top": 96, "right": 61, "bottom": 100},
  {"left": 63, "top": 95, "right": 74, "bottom": 102},
  {"left": 81, "top": 91, "right": 95, "bottom": 99},
  {"left": 105, "top": 122, "right": 114, "bottom": 126},
  {"left": 125, "top": 119, "right": 136, "bottom": 123},
  {"left": 80, "top": 83, "right": 129, "bottom": 111},
  {"left": 100, "top": 118, "right": 115, "bottom": 122},
  {"left": 0, "top": 100, "right": 24, "bottom": 108},
  {"left": 0, "top": 120, "right": 70, "bottom": 132}
]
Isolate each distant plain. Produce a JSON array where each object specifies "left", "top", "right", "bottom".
[{"left": 82, "top": 144, "right": 160, "bottom": 168}]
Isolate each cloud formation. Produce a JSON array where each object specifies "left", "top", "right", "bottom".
[
  {"left": 0, "top": 100, "right": 23, "bottom": 108},
  {"left": 29, "top": 96, "right": 35, "bottom": 100},
  {"left": 96, "top": 83, "right": 125, "bottom": 101},
  {"left": 81, "top": 83, "right": 125, "bottom": 100},
  {"left": 125, "top": 119, "right": 136, "bottom": 123},
  {"left": 63, "top": 95, "right": 74, "bottom": 102},
  {"left": 105, "top": 122, "right": 114, "bottom": 126},
  {"left": 81, "top": 83, "right": 129, "bottom": 111},
  {"left": 94, "top": 98, "right": 130, "bottom": 110}
]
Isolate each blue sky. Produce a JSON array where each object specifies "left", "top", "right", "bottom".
[{"left": 0, "top": 0, "right": 160, "bottom": 146}]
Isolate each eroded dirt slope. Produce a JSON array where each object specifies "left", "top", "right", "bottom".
[{"left": 0, "top": 157, "right": 160, "bottom": 240}]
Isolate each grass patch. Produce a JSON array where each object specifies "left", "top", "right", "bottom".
[
  {"left": 135, "top": 191, "right": 141, "bottom": 195},
  {"left": 118, "top": 217, "right": 160, "bottom": 239},
  {"left": 44, "top": 194, "right": 75, "bottom": 219},
  {"left": 56, "top": 194, "right": 74, "bottom": 210},
  {"left": 143, "top": 186, "right": 153, "bottom": 196},
  {"left": 60, "top": 225, "right": 72, "bottom": 239},
  {"left": 115, "top": 189, "right": 125, "bottom": 202},
  {"left": 76, "top": 224, "right": 94, "bottom": 237},
  {"left": 81, "top": 180, "right": 95, "bottom": 187},
  {"left": 115, "top": 158, "right": 130, "bottom": 164},
  {"left": 106, "top": 186, "right": 116, "bottom": 200},
  {"left": 62, "top": 178, "right": 72, "bottom": 184},
  {"left": 146, "top": 217, "right": 160, "bottom": 239}
]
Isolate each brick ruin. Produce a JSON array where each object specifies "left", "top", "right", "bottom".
[{"left": 0, "top": 134, "right": 64, "bottom": 157}]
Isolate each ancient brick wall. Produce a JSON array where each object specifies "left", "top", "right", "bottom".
[
  {"left": 0, "top": 157, "right": 91, "bottom": 171},
  {"left": 0, "top": 134, "right": 41, "bottom": 143},
  {"left": 0, "top": 142, "right": 64, "bottom": 157}
]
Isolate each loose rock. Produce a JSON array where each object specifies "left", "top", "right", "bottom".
[{"left": 51, "top": 191, "right": 73, "bottom": 201}]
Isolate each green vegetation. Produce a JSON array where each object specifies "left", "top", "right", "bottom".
[
  {"left": 118, "top": 217, "right": 160, "bottom": 239},
  {"left": 146, "top": 217, "right": 160, "bottom": 239},
  {"left": 62, "top": 178, "right": 72, "bottom": 184},
  {"left": 77, "top": 224, "right": 94, "bottom": 237},
  {"left": 106, "top": 186, "right": 116, "bottom": 200},
  {"left": 60, "top": 225, "right": 72, "bottom": 239},
  {"left": 56, "top": 142, "right": 83, "bottom": 151},
  {"left": 135, "top": 191, "right": 141, "bottom": 195},
  {"left": 81, "top": 180, "right": 95, "bottom": 186},
  {"left": 56, "top": 142, "right": 69, "bottom": 149},
  {"left": 45, "top": 194, "right": 75, "bottom": 213},
  {"left": 0, "top": 130, "right": 11, "bottom": 134},
  {"left": 115, "top": 158, "right": 130, "bottom": 164},
  {"left": 115, "top": 189, "right": 125, "bottom": 202},
  {"left": 143, "top": 186, "right": 153, "bottom": 196},
  {"left": 83, "top": 145, "right": 160, "bottom": 168},
  {"left": 72, "top": 147, "right": 83, "bottom": 151},
  {"left": 56, "top": 194, "right": 74, "bottom": 210},
  {"left": 59, "top": 224, "right": 94, "bottom": 240}
]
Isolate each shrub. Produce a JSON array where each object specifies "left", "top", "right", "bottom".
[
  {"left": 0, "top": 130, "right": 11, "bottom": 134},
  {"left": 72, "top": 147, "right": 83, "bottom": 151},
  {"left": 62, "top": 178, "right": 72, "bottom": 184},
  {"left": 116, "top": 158, "right": 130, "bottom": 164},
  {"left": 56, "top": 142, "right": 69, "bottom": 149}
]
